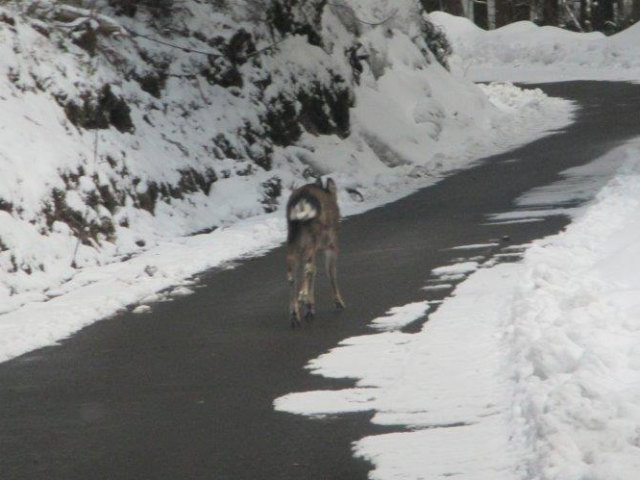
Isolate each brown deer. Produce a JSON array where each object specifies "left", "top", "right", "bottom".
[{"left": 286, "top": 178, "right": 345, "bottom": 327}]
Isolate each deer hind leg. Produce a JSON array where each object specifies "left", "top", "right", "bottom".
[
  {"left": 287, "top": 253, "right": 301, "bottom": 328},
  {"left": 299, "top": 253, "right": 316, "bottom": 321},
  {"left": 307, "top": 256, "right": 317, "bottom": 320},
  {"left": 325, "top": 247, "right": 345, "bottom": 310}
]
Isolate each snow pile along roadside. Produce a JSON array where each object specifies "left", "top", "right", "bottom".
[
  {"left": 430, "top": 11, "right": 640, "bottom": 82},
  {"left": 509, "top": 141, "right": 640, "bottom": 478}
]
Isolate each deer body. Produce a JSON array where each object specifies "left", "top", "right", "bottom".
[{"left": 286, "top": 178, "right": 345, "bottom": 327}]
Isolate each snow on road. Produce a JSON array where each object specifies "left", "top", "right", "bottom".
[
  {"left": 276, "top": 263, "right": 522, "bottom": 478},
  {"left": 369, "top": 301, "right": 430, "bottom": 332}
]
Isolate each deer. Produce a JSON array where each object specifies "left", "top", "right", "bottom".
[{"left": 286, "top": 178, "right": 346, "bottom": 328}]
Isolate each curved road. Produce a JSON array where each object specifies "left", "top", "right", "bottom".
[{"left": 1, "top": 82, "right": 640, "bottom": 480}]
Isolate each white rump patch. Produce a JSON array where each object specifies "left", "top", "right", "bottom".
[{"left": 289, "top": 199, "right": 318, "bottom": 221}]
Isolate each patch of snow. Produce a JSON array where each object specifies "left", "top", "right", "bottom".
[
  {"left": 431, "top": 261, "right": 479, "bottom": 276},
  {"left": 369, "top": 301, "right": 429, "bottom": 331},
  {"left": 422, "top": 284, "right": 454, "bottom": 291},
  {"left": 450, "top": 243, "right": 500, "bottom": 250}
]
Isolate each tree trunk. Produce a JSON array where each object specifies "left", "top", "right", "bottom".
[
  {"left": 495, "top": 0, "right": 511, "bottom": 27},
  {"left": 542, "top": 0, "right": 560, "bottom": 24}
]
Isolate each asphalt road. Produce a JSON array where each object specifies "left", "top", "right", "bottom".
[{"left": 2, "top": 82, "right": 640, "bottom": 480}]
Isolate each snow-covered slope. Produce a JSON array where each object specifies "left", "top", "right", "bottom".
[
  {"left": 0, "top": 0, "right": 572, "bottom": 342},
  {"left": 431, "top": 11, "right": 640, "bottom": 82}
]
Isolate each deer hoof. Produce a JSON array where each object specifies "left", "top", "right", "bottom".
[
  {"left": 304, "top": 304, "right": 315, "bottom": 322},
  {"left": 290, "top": 312, "right": 301, "bottom": 329},
  {"left": 335, "top": 298, "right": 346, "bottom": 310}
]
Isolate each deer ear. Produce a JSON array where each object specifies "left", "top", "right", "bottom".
[{"left": 326, "top": 178, "right": 337, "bottom": 193}]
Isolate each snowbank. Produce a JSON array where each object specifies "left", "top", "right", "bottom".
[
  {"left": 275, "top": 140, "right": 640, "bottom": 479},
  {"left": 431, "top": 11, "right": 640, "bottom": 82},
  {"left": 509, "top": 142, "right": 640, "bottom": 478}
]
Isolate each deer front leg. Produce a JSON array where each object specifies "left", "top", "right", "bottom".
[
  {"left": 325, "top": 247, "right": 345, "bottom": 310},
  {"left": 287, "top": 253, "right": 301, "bottom": 328}
]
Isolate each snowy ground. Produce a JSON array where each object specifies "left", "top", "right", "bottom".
[{"left": 274, "top": 14, "right": 640, "bottom": 480}]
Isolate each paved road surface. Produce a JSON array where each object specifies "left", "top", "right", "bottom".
[{"left": 2, "top": 82, "right": 640, "bottom": 480}]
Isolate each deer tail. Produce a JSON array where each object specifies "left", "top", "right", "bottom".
[
  {"left": 287, "top": 193, "right": 321, "bottom": 244},
  {"left": 288, "top": 196, "right": 320, "bottom": 222}
]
